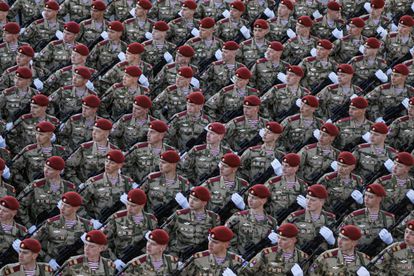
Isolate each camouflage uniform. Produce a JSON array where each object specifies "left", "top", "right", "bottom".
[
  {"left": 243, "top": 0, "right": 274, "bottom": 25},
  {"left": 148, "top": 0, "right": 182, "bottom": 22},
  {"left": 32, "top": 214, "right": 93, "bottom": 261},
  {"left": 195, "top": 0, "right": 229, "bottom": 20},
  {"left": 267, "top": 17, "right": 296, "bottom": 43},
  {"left": 123, "top": 17, "right": 154, "bottom": 44},
  {"left": 239, "top": 144, "right": 285, "bottom": 182},
  {"left": 103, "top": 209, "right": 157, "bottom": 258},
  {"left": 0, "top": 42, "right": 26, "bottom": 75},
  {"left": 333, "top": 34, "right": 367, "bottom": 63},
  {"left": 383, "top": 32, "right": 414, "bottom": 63},
  {"left": 334, "top": 117, "right": 373, "bottom": 151},
  {"left": 122, "top": 254, "right": 179, "bottom": 275},
  {"left": 225, "top": 209, "right": 278, "bottom": 255},
  {"left": 167, "top": 17, "right": 199, "bottom": 45},
  {"left": 78, "top": 19, "right": 110, "bottom": 47},
  {"left": 0, "top": 263, "right": 53, "bottom": 276},
  {"left": 372, "top": 241, "right": 414, "bottom": 275},
  {"left": 360, "top": 14, "right": 390, "bottom": 38},
  {"left": 348, "top": 55, "right": 388, "bottom": 87},
  {"left": 395, "top": 210, "right": 414, "bottom": 240},
  {"left": 237, "top": 38, "right": 270, "bottom": 68},
  {"left": 260, "top": 84, "right": 310, "bottom": 121},
  {"left": 18, "top": 178, "right": 76, "bottom": 227},
  {"left": 387, "top": 115, "right": 414, "bottom": 151},
  {"left": 21, "top": 19, "right": 65, "bottom": 52},
  {"left": 0, "top": 86, "right": 39, "bottom": 123},
  {"left": 139, "top": 171, "right": 190, "bottom": 213},
  {"left": 225, "top": 116, "right": 268, "bottom": 152},
  {"left": 8, "top": 0, "right": 45, "bottom": 27},
  {"left": 0, "top": 178, "right": 16, "bottom": 198},
  {"left": 87, "top": 40, "right": 128, "bottom": 73},
  {"left": 215, "top": 17, "right": 250, "bottom": 42},
  {"left": 153, "top": 62, "right": 199, "bottom": 94},
  {"left": 35, "top": 40, "right": 76, "bottom": 74},
  {"left": 59, "top": 0, "right": 92, "bottom": 22},
  {"left": 141, "top": 39, "right": 176, "bottom": 66},
  {"left": 0, "top": 65, "right": 47, "bottom": 92},
  {"left": 0, "top": 220, "right": 26, "bottom": 254},
  {"left": 352, "top": 143, "right": 398, "bottom": 182},
  {"left": 384, "top": 0, "right": 412, "bottom": 18},
  {"left": 375, "top": 174, "right": 414, "bottom": 211},
  {"left": 185, "top": 36, "right": 223, "bottom": 66},
  {"left": 403, "top": 59, "right": 414, "bottom": 86},
  {"left": 293, "top": 0, "right": 324, "bottom": 18},
  {"left": 60, "top": 255, "right": 116, "bottom": 275},
  {"left": 299, "top": 56, "right": 338, "bottom": 91},
  {"left": 282, "top": 36, "right": 318, "bottom": 65},
  {"left": 312, "top": 16, "right": 345, "bottom": 40},
  {"left": 249, "top": 58, "right": 289, "bottom": 94},
  {"left": 340, "top": 208, "right": 395, "bottom": 246},
  {"left": 65, "top": 141, "right": 119, "bottom": 184},
  {"left": 337, "top": 0, "right": 366, "bottom": 18},
  {"left": 107, "top": 0, "right": 136, "bottom": 21}
]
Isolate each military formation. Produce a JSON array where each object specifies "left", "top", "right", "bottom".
[{"left": 0, "top": 0, "right": 413, "bottom": 274}]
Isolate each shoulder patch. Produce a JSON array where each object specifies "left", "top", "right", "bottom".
[
  {"left": 51, "top": 40, "right": 63, "bottom": 46},
  {"left": 91, "top": 173, "right": 104, "bottom": 182},
  {"left": 47, "top": 215, "right": 61, "bottom": 223},
  {"left": 148, "top": 171, "right": 162, "bottom": 179},
  {"left": 194, "top": 250, "right": 210, "bottom": 258},
  {"left": 288, "top": 114, "right": 300, "bottom": 122},
  {"left": 351, "top": 209, "right": 366, "bottom": 216},
  {"left": 305, "top": 143, "right": 317, "bottom": 150},
  {"left": 267, "top": 175, "right": 282, "bottom": 184},
  {"left": 357, "top": 143, "right": 371, "bottom": 149},
  {"left": 208, "top": 176, "right": 221, "bottom": 183},
  {"left": 292, "top": 209, "right": 306, "bottom": 217},
  {"left": 81, "top": 141, "right": 94, "bottom": 149},
  {"left": 21, "top": 113, "right": 34, "bottom": 120},
  {"left": 177, "top": 208, "right": 191, "bottom": 215},
  {"left": 325, "top": 171, "right": 338, "bottom": 180},
  {"left": 379, "top": 174, "right": 392, "bottom": 181},
  {"left": 70, "top": 114, "right": 82, "bottom": 121}
]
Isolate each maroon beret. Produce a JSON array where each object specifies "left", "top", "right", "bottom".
[
  {"left": 138, "top": 0, "right": 152, "bottom": 10},
  {"left": 409, "top": 96, "right": 414, "bottom": 106},
  {"left": 366, "top": 183, "right": 386, "bottom": 197},
  {"left": 236, "top": 67, "right": 252, "bottom": 80},
  {"left": 64, "top": 21, "right": 80, "bottom": 34},
  {"left": 177, "top": 45, "right": 195, "bottom": 58},
  {"left": 302, "top": 95, "right": 319, "bottom": 108},
  {"left": 85, "top": 230, "right": 107, "bottom": 245},
  {"left": 350, "top": 17, "right": 365, "bottom": 28},
  {"left": 182, "top": 0, "right": 197, "bottom": 10},
  {"left": 209, "top": 226, "right": 234, "bottom": 242},
  {"left": 74, "top": 66, "right": 92, "bottom": 79},
  {"left": 92, "top": 0, "right": 107, "bottom": 11},
  {"left": 149, "top": 120, "right": 168, "bottom": 132},
  {"left": 230, "top": 1, "right": 245, "bottom": 12},
  {"left": 318, "top": 39, "right": 333, "bottom": 50},
  {"left": 340, "top": 225, "right": 362, "bottom": 241},
  {"left": 320, "top": 122, "right": 339, "bottom": 137},
  {"left": 297, "top": 16, "right": 313, "bottom": 27},
  {"left": 371, "top": 0, "right": 385, "bottom": 9},
  {"left": 94, "top": 118, "right": 113, "bottom": 130},
  {"left": 370, "top": 122, "right": 388, "bottom": 134},
  {"left": 4, "top": 22, "right": 20, "bottom": 34},
  {"left": 128, "top": 188, "right": 147, "bottom": 205},
  {"left": 149, "top": 229, "right": 169, "bottom": 245},
  {"left": 62, "top": 192, "right": 83, "bottom": 207},
  {"left": 249, "top": 184, "right": 271, "bottom": 198},
  {"left": 407, "top": 220, "right": 414, "bottom": 231},
  {"left": 0, "top": 196, "right": 19, "bottom": 211},
  {"left": 399, "top": 15, "right": 414, "bottom": 27},
  {"left": 0, "top": 2, "right": 9, "bottom": 11},
  {"left": 36, "top": 121, "right": 55, "bottom": 132},
  {"left": 154, "top": 21, "right": 169, "bottom": 31},
  {"left": 46, "top": 156, "right": 65, "bottom": 170},
  {"left": 20, "top": 239, "right": 41, "bottom": 253},
  {"left": 82, "top": 95, "right": 101, "bottom": 108},
  {"left": 178, "top": 66, "right": 193, "bottom": 78},
  {"left": 160, "top": 150, "right": 180, "bottom": 163},
  {"left": 283, "top": 153, "right": 300, "bottom": 167},
  {"left": 254, "top": 19, "right": 269, "bottom": 29},
  {"left": 0, "top": 158, "right": 4, "bottom": 170},
  {"left": 16, "top": 67, "right": 32, "bottom": 79},
  {"left": 327, "top": 1, "right": 341, "bottom": 11},
  {"left": 18, "top": 45, "right": 34, "bottom": 58},
  {"left": 244, "top": 95, "right": 261, "bottom": 106},
  {"left": 73, "top": 44, "right": 89, "bottom": 56},
  {"left": 45, "top": 0, "right": 59, "bottom": 10},
  {"left": 31, "top": 94, "right": 49, "bottom": 107},
  {"left": 395, "top": 152, "right": 414, "bottom": 166},
  {"left": 278, "top": 223, "right": 299, "bottom": 238},
  {"left": 187, "top": 92, "right": 205, "bottom": 105},
  {"left": 200, "top": 17, "right": 215, "bottom": 28},
  {"left": 191, "top": 186, "right": 211, "bottom": 202},
  {"left": 208, "top": 122, "right": 226, "bottom": 135},
  {"left": 365, "top": 37, "right": 381, "bottom": 49},
  {"left": 134, "top": 95, "right": 152, "bottom": 108},
  {"left": 393, "top": 63, "right": 410, "bottom": 76},
  {"left": 223, "top": 41, "right": 240, "bottom": 50},
  {"left": 107, "top": 149, "right": 125, "bottom": 163},
  {"left": 266, "top": 121, "right": 283, "bottom": 134},
  {"left": 350, "top": 96, "right": 368, "bottom": 109},
  {"left": 307, "top": 184, "right": 328, "bottom": 199},
  {"left": 337, "top": 151, "right": 356, "bottom": 165},
  {"left": 109, "top": 20, "right": 124, "bottom": 32},
  {"left": 127, "top": 42, "right": 145, "bottom": 54},
  {"left": 287, "top": 65, "right": 304, "bottom": 77},
  {"left": 124, "top": 65, "right": 142, "bottom": 77},
  {"left": 280, "top": 0, "right": 294, "bottom": 10},
  {"left": 337, "top": 64, "right": 354, "bottom": 74},
  {"left": 268, "top": 41, "right": 283, "bottom": 51},
  {"left": 221, "top": 153, "right": 241, "bottom": 167}
]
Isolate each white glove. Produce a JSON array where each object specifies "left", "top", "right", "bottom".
[
  {"left": 312, "top": 10, "right": 322, "bottom": 19},
  {"left": 277, "top": 72, "right": 287, "bottom": 83},
  {"left": 175, "top": 192, "right": 190, "bottom": 209},
  {"left": 271, "top": 158, "right": 283, "bottom": 176},
  {"left": 81, "top": 233, "right": 87, "bottom": 243},
  {"left": 330, "top": 161, "right": 338, "bottom": 171},
  {"left": 362, "top": 131, "right": 371, "bottom": 143},
  {"left": 190, "top": 77, "right": 200, "bottom": 88},
  {"left": 263, "top": 7, "right": 275, "bottom": 18},
  {"left": 57, "top": 200, "right": 63, "bottom": 209},
  {"left": 331, "top": 28, "right": 343, "bottom": 39},
  {"left": 50, "top": 133, "right": 56, "bottom": 143},
  {"left": 114, "top": 259, "right": 126, "bottom": 270},
  {"left": 296, "top": 195, "right": 306, "bottom": 208},
  {"left": 28, "top": 225, "right": 37, "bottom": 234},
  {"left": 164, "top": 52, "right": 173, "bottom": 63},
  {"left": 328, "top": 72, "right": 339, "bottom": 84},
  {"left": 375, "top": 69, "right": 388, "bottom": 83},
  {"left": 379, "top": 228, "right": 393, "bottom": 245},
  {"left": 2, "top": 165, "right": 10, "bottom": 180},
  {"left": 48, "top": 259, "right": 60, "bottom": 270},
  {"left": 364, "top": 2, "right": 372, "bottom": 13},
  {"left": 319, "top": 226, "right": 335, "bottom": 245},
  {"left": 222, "top": 267, "right": 237, "bottom": 276},
  {"left": 101, "top": 31, "right": 109, "bottom": 40},
  {"left": 240, "top": 26, "right": 251, "bottom": 39},
  {"left": 12, "top": 239, "right": 21, "bottom": 253},
  {"left": 359, "top": 45, "right": 365, "bottom": 54},
  {"left": 91, "top": 219, "right": 103, "bottom": 230},
  {"left": 286, "top": 28, "right": 296, "bottom": 39},
  {"left": 215, "top": 49, "right": 223, "bottom": 60},
  {"left": 267, "top": 230, "right": 278, "bottom": 244},
  {"left": 86, "top": 80, "right": 95, "bottom": 91},
  {"left": 402, "top": 98, "right": 410, "bottom": 109},
  {"left": 0, "top": 135, "right": 5, "bottom": 148},
  {"left": 291, "top": 263, "right": 304, "bottom": 276},
  {"left": 356, "top": 266, "right": 370, "bottom": 276},
  {"left": 129, "top": 7, "right": 136, "bottom": 17},
  {"left": 222, "top": 9, "right": 230, "bottom": 18},
  {"left": 78, "top": 182, "right": 86, "bottom": 191},
  {"left": 33, "top": 78, "right": 44, "bottom": 90},
  {"left": 139, "top": 74, "right": 149, "bottom": 87},
  {"left": 145, "top": 32, "right": 152, "bottom": 40},
  {"left": 55, "top": 30, "right": 64, "bottom": 40},
  {"left": 5, "top": 122, "right": 13, "bottom": 131},
  {"left": 406, "top": 189, "right": 414, "bottom": 204},
  {"left": 120, "top": 193, "right": 128, "bottom": 205},
  {"left": 375, "top": 117, "right": 385, "bottom": 123},
  {"left": 191, "top": 28, "right": 200, "bottom": 37},
  {"left": 384, "top": 159, "right": 394, "bottom": 172},
  {"left": 231, "top": 193, "right": 245, "bottom": 210},
  {"left": 313, "top": 129, "right": 321, "bottom": 140},
  {"left": 351, "top": 190, "right": 364, "bottom": 204},
  {"left": 310, "top": 47, "right": 317, "bottom": 57},
  {"left": 259, "top": 128, "right": 265, "bottom": 138}
]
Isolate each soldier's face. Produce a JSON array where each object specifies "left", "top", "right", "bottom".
[
  {"left": 338, "top": 235, "right": 356, "bottom": 252},
  {"left": 36, "top": 131, "right": 52, "bottom": 145},
  {"left": 219, "top": 161, "right": 237, "bottom": 177},
  {"left": 299, "top": 104, "right": 316, "bottom": 117},
  {"left": 159, "top": 159, "right": 176, "bottom": 174},
  {"left": 363, "top": 192, "right": 381, "bottom": 208},
  {"left": 370, "top": 7, "right": 383, "bottom": 17},
  {"left": 206, "top": 131, "right": 223, "bottom": 144},
  {"left": 0, "top": 11, "right": 8, "bottom": 20},
  {"left": 408, "top": 105, "right": 414, "bottom": 117},
  {"left": 0, "top": 205, "right": 17, "bottom": 222},
  {"left": 265, "top": 48, "right": 282, "bottom": 61},
  {"left": 200, "top": 27, "right": 214, "bottom": 39},
  {"left": 186, "top": 102, "right": 203, "bottom": 115},
  {"left": 14, "top": 75, "right": 30, "bottom": 88},
  {"left": 152, "top": 29, "right": 166, "bottom": 40},
  {"left": 126, "top": 52, "right": 140, "bottom": 63},
  {"left": 71, "top": 51, "right": 86, "bottom": 65},
  {"left": 318, "top": 131, "right": 335, "bottom": 146},
  {"left": 348, "top": 24, "right": 362, "bottom": 36},
  {"left": 338, "top": 72, "right": 352, "bottom": 85},
  {"left": 16, "top": 53, "right": 32, "bottom": 66},
  {"left": 30, "top": 104, "right": 47, "bottom": 117},
  {"left": 84, "top": 242, "right": 105, "bottom": 259},
  {"left": 175, "top": 54, "right": 191, "bottom": 66},
  {"left": 108, "top": 29, "right": 122, "bottom": 41},
  {"left": 147, "top": 129, "right": 164, "bottom": 143},
  {"left": 243, "top": 105, "right": 259, "bottom": 118},
  {"left": 327, "top": 9, "right": 340, "bottom": 20},
  {"left": 348, "top": 106, "right": 365, "bottom": 119},
  {"left": 391, "top": 72, "right": 406, "bottom": 86},
  {"left": 3, "top": 32, "right": 18, "bottom": 43},
  {"left": 253, "top": 27, "right": 268, "bottom": 40},
  {"left": 286, "top": 72, "right": 300, "bottom": 86},
  {"left": 282, "top": 162, "right": 299, "bottom": 176},
  {"left": 126, "top": 201, "right": 144, "bottom": 215},
  {"left": 277, "top": 4, "right": 290, "bottom": 17},
  {"left": 295, "top": 24, "right": 309, "bottom": 36},
  {"left": 122, "top": 74, "right": 138, "bottom": 87},
  {"left": 221, "top": 49, "right": 237, "bottom": 61},
  {"left": 135, "top": 6, "right": 147, "bottom": 17},
  {"left": 278, "top": 236, "right": 296, "bottom": 251},
  {"left": 247, "top": 194, "right": 266, "bottom": 209},
  {"left": 189, "top": 195, "right": 206, "bottom": 211},
  {"left": 43, "top": 164, "right": 61, "bottom": 179},
  {"left": 72, "top": 73, "right": 88, "bottom": 87},
  {"left": 60, "top": 202, "right": 79, "bottom": 217},
  {"left": 82, "top": 105, "right": 97, "bottom": 118},
  {"left": 18, "top": 249, "right": 38, "bottom": 266},
  {"left": 175, "top": 75, "right": 191, "bottom": 88},
  {"left": 146, "top": 240, "right": 166, "bottom": 256},
  {"left": 91, "top": 9, "right": 105, "bottom": 20},
  {"left": 392, "top": 162, "right": 411, "bottom": 177},
  {"left": 369, "top": 131, "right": 386, "bottom": 145},
  {"left": 208, "top": 238, "right": 229, "bottom": 255},
  {"left": 63, "top": 30, "right": 76, "bottom": 43},
  {"left": 305, "top": 196, "right": 324, "bottom": 212},
  {"left": 398, "top": 24, "right": 412, "bottom": 36},
  {"left": 92, "top": 127, "right": 110, "bottom": 142},
  {"left": 43, "top": 8, "right": 57, "bottom": 20},
  {"left": 316, "top": 46, "right": 331, "bottom": 59},
  {"left": 132, "top": 104, "right": 148, "bottom": 118},
  {"left": 262, "top": 129, "right": 279, "bottom": 143},
  {"left": 105, "top": 159, "right": 122, "bottom": 174},
  {"left": 337, "top": 163, "right": 355, "bottom": 176},
  {"left": 404, "top": 228, "right": 414, "bottom": 246},
  {"left": 229, "top": 8, "right": 242, "bottom": 19},
  {"left": 181, "top": 7, "right": 195, "bottom": 19},
  {"left": 363, "top": 46, "right": 378, "bottom": 57}
]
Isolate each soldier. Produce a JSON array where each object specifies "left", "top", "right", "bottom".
[
  {"left": 0, "top": 238, "right": 53, "bottom": 275},
  {"left": 123, "top": 120, "right": 174, "bottom": 182},
  {"left": 149, "top": 0, "right": 182, "bottom": 22},
  {"left": 87, "top": 21, "right": 128, "bottom": 73},
  {"left": 360, "top": 0, "right": 389, "bottom": 38},
  {"left": 0, "top": 159, "right": 15, "bottom": 197},
  {"left": 0, "top": 2, "right": 9, "bottom": 42},
  {"left": 96, "top": 42, "right": 152, "bottom": 94},
  {"left": 8, "top": 0, "right": 44, "bottom": 27},
  {"left": 309, "top": 224, "right": 371, "bottom": 275},
  {"left": 163, "top": 186, "right": 220, "bottom": 257},
  {"left": 312, "top": 1, "right": 345, "bottom": 40},
  {"left": 166, "top": 92, "right": 210, "bottom": 152},
  {"left": 224, "top": 95, "right": 268, "bottom": 152},
  {"left": 239, "top": 121, "right": 284, "bottom": 182},
  {"left": 65, "top": 119, "right": 118, "bottom": 185},
  {"left": 58, "top": 0, "right": 92, "bottom": 22},
  {"left": 179, "top": 122, "right": 232, "bottom": 184},
  {"left": 317, "top": 151, "right": 364, "bottom": 213},
  {"left": 81, "top": 150, "right": 135, "bottom": 220},
  {"left": 243, "top": 0, "right": 274, "bottom": 25},
  {"left": 225, "top": 184, "right": 278, "bottom": 255},
  {"left": 371, "top": 219, "right": 414, "bottom": 275},
  {"left": 383, "top": 15, "right": 414, "bottom": 65},
  {"left": 107, "top": 0, "right": 136, "bottom": 21},
  {"left": 250, "top": 41, "right": 289, "bottom": 94},
  {"left": 205, "top": 67, "right": 259, "bottom": 122},
  {"left": 167, "top": 0, "right": 199, "bottom": 45},
  {"left": 216, "top": 1, "right": 249, "bottom": 42},
  {"left": 299, "top": 39, "right": 338, "bottom": 92},
  {"left": 294, "top": 0, "right": 324, "bottom": 18},
  {"left": 240, "top": 223, "right": 308, "bottom": 275},
  {"left": 18, "top": 156, "right": 75, "bottom": 228},
  {"left": 35, "top": 21, "right": 80, "bottom": 75},
  {"left": 333, "top": 17, "right": 367, "bottom": 64},
  {"left": 201, "top": 153, "right": 249, "bottom": 214},
  {"left": 260, "top": 65, "right": 309, "bottom": 122},
  {"left": 153, "top": 45, "right": 198, "bottom": 95},
  {"left": 0, "top": 67, "right": 39, "bottom": 123},
  {"left": 7, "top": 94, "right": 60, "bottom": 155},
  {"left": 182, "top": 225, "right": 244, "bottom": 275},
  {"left": 297, "top": 123, "right": 340, "bottom": 183},
  {"left": 21, "top": 1, "right": 64, "bottom": 52},
  {"left": 334, "top": 96, "right": 373, "bottom": 151},
  {"left": 340, "top": 183, "right": 395, "bottom": 248},
  {"left": 284, "top": 184, "right": 337, "bottom": 248},
  {"left": 140, "top": 150, "right": 190, "bottom": 213},
  {"left": 42, "top": 44, "right": 93, "bottom": 96},
  {"left": 48, "top": 66, "right": 96, "bottom": 121},
  {"left": 200, "top": 40, "right": 246, "bottom": 99},
  {"left": 316, "top": 64, "right": 363, "bottom": 121},
  {"left": 367, "top": 63, "right": 414, "bottom": 122},
  {"left": 185, "top": 17, "right": 223, "bottom": 67},
  {"left": 267, "top": 0, "right": 296, "bottom": 43},
  {"left": 195, "top": 0, "right": 229, "bottom": 20},
  {"left": 387, "top": 96, "right": 414, "bottom": 151},
  {"left": 237, "top": 19, "right": 270, "bottom": 68},
  {"left": 353, "top": 122, "right": 398, "bottom": 182},
  {"left": 0, "top": 196, "right": 27, "bottom": 255},
  {"left": 0, "top": 22, "right": 24, "bottom": 74},
  {"left": 100, "top": 66, "right": 149, "bottom": 120},
  {"left": 58, "top": 95, "right": 102, "bottom": 153},
  {"left": 278, "top": 95, "right": 324, "bottom": 153},
  {"left": 11, "top": 122, "right": 68, "bottom": 193},
  {"left": 152, "top": 66, "right": 201, "bottom": 121},
  {"left": 111, "top": 95, "right": 154, "bottom": 150},
  {"left": 103, "top": 188, "right": 157, "bottom": 260},
  {"left": 282, "top": 16, "right": 318, "bottom": 65},
  {"left": 59, "top": 230, "right": 116, "bottom": 275},
  {"left": 374, "top": 152, "right": 414, "bottom": 212},
  {"left": 141, "top": 21, "right": 176, "bottom": 66},
  {"left": 264, "top": 153, "right": 308, "bottom": 221},
  {"left": 122, "top": 0, "right": 154, "bottom": 44},
  {"left": 78, "top": 1, "right": 109, "bottom": 47},
  {"left": 32, "top": 192, "right": 92, "bottom": 269},
  {"left": 121, "top": 229, "right": 179, "bottom": 275},
  {"left": 349, "top": 37, "right": 387, "bottom": 88}
]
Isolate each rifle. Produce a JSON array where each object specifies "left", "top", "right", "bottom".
[
  {"left": 290, "top": 135, "right": 317, "bottom": 153},
  {"left": 237, "top": 133, "right": 262, "bottom": 156},
  {"left": 276, "top": 102, "right": 300, "bottom": 122},
  {"left": 218, "top": 106, "right": 243, "bottom": 123},
  {"left": 274, "top": 201, "right": 301, "bottom": 225},
  {"left": 170, "top": 256, "right": 195, "bottom": 276},
  {"left": 179, "top": 130, "right": 207, "bottom": 156},
  {"left": 310, "top": 76, "right": 333, "bottom": 95},
  {"left": 383, "top": 103, "right": 407, "bottom": 125},
  {"left": 329, "top": 98, "right": 352, "bottom": 122},
  {"left": 306, "top": 165, "right": 333, "bottom": 185},
  {"left": 364, "top": 164, "right": 389, "bottom": 185},
  {"left": 89, "top": 57, "right": 121, "bottom": 83},
  {"left": 118, "top": 233, "right": 148, "bottom": 264},
  {"left": 386, "top": 195, "right": 413, "bottom": 220}
]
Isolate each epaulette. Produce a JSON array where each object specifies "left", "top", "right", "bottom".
[
  {"left": 148, "top": 171, "right": 162, "bottom": 179},
  {"left": 167, "top": 62, "right": 176, "bottom": 69},
  {"left": 360, "top": 14, "right": 369, "bottom": 20},
  {"left": 248, "top": 87, "right": 258, "bottom": 93},
  {"left": 55, "top": 145, "right": 66, "bottom": 151},
  {"left": 315, "top": 17, "right": 323, "bottom": 23},
  {"left": 47, "top": 215, "right": 61, "bottom": 223},
  {"left": 208, "top": 176, "right": 221, "bottom": 183},
  {"left": 65, "top": 182, "right": 76, "bottom": 190},
  {"left": 242, "top": 39, "right": 253, "bottom": 45},
  {"left": 149, "top": 213, "right": 157, "bottom": 221},
  {"left": 194, "top": 250, "right": 210, "bottom": 258},
  {"left": 70, "top": 113, "right": 83, "bottom": 121},
  {"left": 325, "top": 171, "right": 338, "bottom": 180},
  {"left": 176, "top": 110, "right": 187, "bottom": 118},
  {"left": 288, "top": 114, "right": 300, "bottom": 122},
  {"left": 337, "top": 116, "right": 351, "bottom": 123},
  {"left": 82, "top": 19, "right": 93, "bottom": 25},
  {"left": 135, "top": 142, "right": 149, "bottom": 149},
  {"left": 218, "top": 18, "right": 230, "bottom": 24},
  {"left": 250, "top": 145, "right": 262, "bottom": 151},
  {"left": 325, "top": 211, "right": 336, "bottom": 218},
  {"left": 386, "top": 146, "right": 398, "bottom": 153},
  {"left": 357, "top": 143, "right": 370, "bottom": 149},
  {"left": 115, "top": 210, "right": 128, "bottom": 218},
  {"left": 188, "top": 36, "right": 202, "bottom": 43},
  {"left": 177, "top": 208, "right": 191, "bottom": 215},
  {"left": 341, "top": 34, "right": 351, "bottom": 40},
  {"left": 5, "top": 65, "right": 18, "bottom": 73},
  {"left": 304, "top": 56, "right": 316, "bottom": 62},
  {"left": 380, "top": 83, "right": 391, "bottom": 89},
  {"left": 177, "top": 175, "right": 189, "bottom": 184},
  {"left": 391, "top": 242, "right": 406, "bottom": 252},
  {"left": 3, "top": 87, "right": 16, "bottom": 95},
  {"left": 379, "top": 174, "right": 392, "bottom": 181},
  {"left": 263, "top": 246, "right": 278, "bottom": 255},
  {"left": 388, "top": 32, "right": 398, "bottom": 38},
  {"left": 23, "top": 143, "right": 39, "bottom": 152},
  {"left": 287, "top": 36, "right": 298, "bottom": 42},
  {"left": 117, "top": 60, "right": 129, "bottom": 67},
  {"left": 201, "top": 113, "right": 209, "bottom": 120},
  {"left": 16, "top": 223, "right": 27, "bottom": 233},
  {"left": 3, "top": 264, "right": 20, "bottom": 275},
  {"left": 90, "top": 173, "right": 104, "bottom": 182},
  {"left": 304, "top": 143, "right": 317, "bottom": 150},
  {"left": 34, "top": 18, "right": 45, "bottom": 24},
  {"left": 256, "top": 57, "right": 268, "bottom": 64},
  {"left": 49, "top": 117, "right": 60, "bottom": 124},
  {"left": 167, "top": 84, "right": 178, "bottom": 91},
  {"left": 60, "top": 66, "right": 72, "bottom": 72},
  {"left": 21, "top": 113, "right": 33, "bottom": 120},
  {"left": 275, "top": 83, "right": 287, "bottom": 89},
  {"left": 124, "top": 18, "right": 135, "bottom": 24},
  {"left": 0, "top": 42, "right": 6, "bottom": 49},
  {"left": 213, "top": 60, "right": 224, "bottom": 66},
  {"left": 230, "top": 252, "right": 243, "bottom": 262},
  {"left": 351, "top": 55, "right": 364, "bottom": 62},
  {"left": 143, "top": 40, "right": 152, "bottom": 46},
  {"left": 351, "top": 209, "right": 365, "bottom": 216},
  {"left": 171, "top": 17, "right": 183, "bottom": 24},
  {"left": 327, "top": 84, "right": 339, "bottom": 90},
  {"left": 383, "top": 210, "right": 395, "bottom": 217},
  {"left": 168, "top": 255, "right": 179, "bottom": 262},
  {"left": 268, "top": 175, "right": 282, "bottom": 184},
  {"left": 109, "top": 144, "right": 118, "bottom": 149},
  {"left": 321, "top": 249, "right": 338, "bottom": 258},
  {"left": 194, "top": 144, "right": 207, "bottom": 151},
  {"left": 132, "top": 255, "right": 147, "bottom": 266},
  {"left": 404, "top": 60, "right": 413, "bottom": 66},
  {"left": 33, "top": 179, "right": 47, "bottom": 188},
  {"left": 113, "top": 82, "right": 124, "bottom": 89},
  {"left": 238, "top": 210, "right": 249, "bottom": 216},
  {"left": 396, "top": 115, "right": 409, "bottom": 122},
  {"left": 63, "top": 85, "right": 73, "bottom": 90},
  {"left": 223, "top": 85, "right": 235, "bottom": 92},
  {"left": 121, "top": 114, "right": 133, "bottom": 121},
  {"left": 98, "top": 40, "right": 109, "bottom": 46},
  {"left": 81, "top": 141, "right": 94, "bottom": 149},
  {"left": 233, "top": 115, "right": 245, "bottom": 123},
  {"left": 291, "top": 209, "right": 305, "bottom": 217},
  {"left": 69, "top": 256, "right": 84, "bottom": 266},
  {"left": 240, "top": 179, "right": 249, "bottom": 187},
  {"left": 52, "top": 40, "right": 63, "bottom": 46}
]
